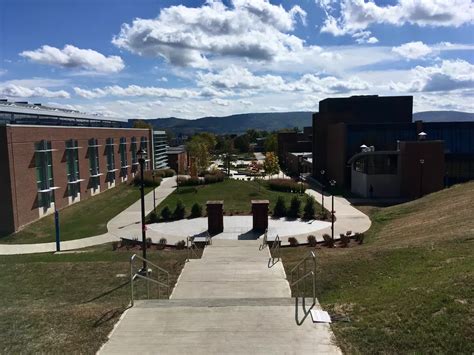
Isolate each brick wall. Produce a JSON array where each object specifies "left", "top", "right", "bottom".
[{"left": 3, "top": 125, "right": 151, "bottom": 232}]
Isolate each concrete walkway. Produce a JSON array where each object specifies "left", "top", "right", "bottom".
[
  {"left": 306, "top": 189, "right": 372, "bottom": 237},
  {"left": 0, "top": 177, "right": 176, "bottom": 255},
  {"left": 99, "top": 240, "right": 341, "bottom": 354},
  {"left": 147, "top": 216, "right": 331, "bottom": 244}
]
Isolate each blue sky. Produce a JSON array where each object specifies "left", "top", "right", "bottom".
[{"left": 1, "top": 0, "right": 473, "bottom": 118}]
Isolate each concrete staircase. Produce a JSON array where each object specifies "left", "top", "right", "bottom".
[{"left": 99, "top": 240, "right": 341, "bottom": 354}]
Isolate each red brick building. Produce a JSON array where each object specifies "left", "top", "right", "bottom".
[
  {"left": 0, "top": 103, "right": 152, "bottom": 235},
  {"left": 167, "top": 146, "right": 188, "bottom": 174}
]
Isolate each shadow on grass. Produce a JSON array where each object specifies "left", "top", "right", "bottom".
[
  {"left": 81, "top": 280, "right": 130, "bottom": 304},
  {"left": 93, "top": 307, "right": 127, "bottom": 328}
]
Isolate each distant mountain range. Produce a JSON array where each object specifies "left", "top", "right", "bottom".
[{"left": 130, "top": 110, "right": 473, "bottom": 135}]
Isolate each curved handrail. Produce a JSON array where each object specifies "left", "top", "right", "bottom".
[
  {"left": 289, "top": 250, "right": 317, "bottom": 307},
  {"left": 130, "top": 253, "right": 170, "bottom": 276},
  {"left": 270, "top": 235, "right": 280, "bottom": 263},
  {"left": 130, "top": 253, "right": 171, "bottom": 306},
  {"left": 289, "top": 251, "right": 316, "bottom": 274}
]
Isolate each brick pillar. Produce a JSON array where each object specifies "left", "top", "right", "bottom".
[
  {"left": 252, "top": 200, "right": 269, "bottom": 232},
  {"left": 207, "top": 200, "right": 224, "bottom": 235}
]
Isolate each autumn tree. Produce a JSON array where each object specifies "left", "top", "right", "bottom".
[{"left": 263, "top": 152, "right": 280, "bottom": 179}]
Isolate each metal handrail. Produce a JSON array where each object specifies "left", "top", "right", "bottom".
[
  {"left": 130, "top": 254, "right": 170, "bottom": 307},
  {"left": 289, "top": 251, "right": 316, "bottom": 306},
  {"left": 270, "top": 235, "right": 280, "bottom": 263},
  {"left": 187, "top": 236, "right": 199, "bottom": 261}
]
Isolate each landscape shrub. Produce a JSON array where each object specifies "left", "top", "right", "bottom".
[
  {"left": 204, "top": 172, "right": 225, "bottom": 184},
  {"left": 146, "top": 237, "right": 153, "bottom": 249},
  {"left": 111, "top": 241, "right": 120, "bottom": 251},
  {"left": 288, "top": 196, "right": 301, "bottom": 218},
  {"left": 288, "top": 237, "right": 299, "bottom": 246},
  {"left": 173, "top": 200, "right": 186, "bottom": 219},
  {"left": 307, "top": 235, "right": 317, "bottom": 247},
  {"left": 190, "top": 203, "right": 203, "bottom": 218},
  {"left": 273, "top": 196, "right": 287, "bottom": 217},
  {"left": 267, "top": 179, "right": 308, "bottom": 193},
  {"left": 161, "top": 206, "right": 172, "bottom": 221},
  {"left": 178, "top": 177, "right": 201, "bottom": 186},
  {"left": 148, "top": 211, "right": 158, "bottom": 223},
  {"left": 133, "top": 172, "right": 162, "bottom": 187},
  {"left": 303, "top": 196, "right": 316, "bottom": 220},
  {"left": 175, "top": 240, "right": 186, "bottom": 249},
  {"left": 158, "top": 237, "right": 167, "bottom": 250}
]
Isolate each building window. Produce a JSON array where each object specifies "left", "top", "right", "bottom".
[
  {"left": 119, "top": 137, "right": 128, "bottom": 176},
  {"left": 35, "top": 140, "right": 56, "bottom": 208},
  {"left": 66, "top": 139, "right": 81, "bottom": 198},
  {"left": 106, "top": 138, "right": 116, "bottom": 182},
  {"left": 88, "top": 138, "right": 101, "bottom": 190}
]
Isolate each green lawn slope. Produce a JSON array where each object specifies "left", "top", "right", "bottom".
[{"left": 281, "top": 181, "right": 474, "bottom": 353}]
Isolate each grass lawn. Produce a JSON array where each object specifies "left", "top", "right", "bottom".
[
  {"left": 0, "top": 184, "right": 152, "bottom": 244},
  {"left": 154, "top": 179, "right": 321, "bottom": 217},
  {"left": 279, "top": 181, "right": 474, "bottom": 353},
  {"left": 0, "top": 244, "right": 189, "bottom": 354}
]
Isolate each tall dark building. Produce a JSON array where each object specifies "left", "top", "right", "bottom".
[{"left": 312, "top": 95, "right": 474, "bottom": 197}]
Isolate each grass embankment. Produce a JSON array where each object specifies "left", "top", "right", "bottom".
[
  {"left": 0, "top": 244, "right": 188, "bottom": 354},
  {"left": 156, "top": 179, "right": 320, "bottom": 217},
  {"left": 0, "top": 184, "right": 151, "bottom": 244},
  {"left": 280, "top": 182, "right": 474, "bottom": 353}
]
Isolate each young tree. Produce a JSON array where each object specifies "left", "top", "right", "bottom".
[
  {"left": 264, "top": 133, "right": 278, "bottom": 153},
  {"left": 303, "top": 196, "right": 316, "bottom": 220},
  {"left": 233, "top": 134, "right": 250, "bottom": 153},
  {"left": 288, "top": 196, "right": 301, "bottom": 219},
  {"left": 273, "top": 196, "right": 287, "bottom": 218},
  {"left": 263, "top": 152, "right": 280, "bottom": 179}
]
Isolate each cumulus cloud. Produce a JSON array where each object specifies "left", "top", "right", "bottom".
[
  {"left": 20, "top": 45, "right": 125, "bottom": 73},
  {"left": 112, "top": 0, "right": 306, "bottom": 68},
  {"left": 0, "top": 84, "right": 70, "bottom": 98},
  {"left": 390, "top": 59, "right": 474, "bottom": 92},
  {"left": 197, "top": 65, "right": 370, "bottom": 95},
  {"left": 392, "top": 41, "right": 433, "bottom": 59},
  {"left": 73, "top": 85, "right": 198, "bottom": 99},
  {"left": 318, "top": 0, "right": 474, "bottom": 43}
]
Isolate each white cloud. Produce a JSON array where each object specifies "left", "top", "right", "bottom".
[
  {"left": 73, "top": 85, "right": 198, "bottom": 99},
  {"left": 211, "top": 98, "right": 231, "bottom": 106},
  {"left": 112, "top": 0, "right": 306, "bottom": 68},
  {"left": 20, "top": 45, "right": 125, "bottom": 73},
  {"left": 0, "top": 84, "right": 70, "bottom": 98},
  {"left": 390, "top": 59, "right": 474, "bottom": 92},
  {"left": 319, "top": 0, "right": 474, "bottom": 43},
  {"left": 392, "top": 41, "right": 433, "bottom": 59}
]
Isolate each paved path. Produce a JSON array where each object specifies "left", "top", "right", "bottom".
[
  {"left": 147, "top": 216, "right": 331, "bottom": 244},
  {"left": 306, "top": 189, "right": 372, "bottom": 237},
  {"left": 0, "top": 177, "right": 176, "bottom": 255},
  {"left": 100, "top": 239, "right": 341, "bottom": 354}
]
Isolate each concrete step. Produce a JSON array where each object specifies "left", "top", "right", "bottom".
[{"left": 100, "top": 298, "right": 341, "bottom": 355}]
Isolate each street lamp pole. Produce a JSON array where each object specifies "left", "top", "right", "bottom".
[
  {"left": 137, "top": 148, "right": 147, "bottom": 271},
  {"left": 329, "top": 179, "right": 336, "bottom": 242},
  {"left": 419, "top": 158, "right": 425, "bottom": 198},
  {"left": 152, "top": 170, "right": 156, "bottom": 211},
  {"left": 320, "top": 169, "right": 325, "bottom": 214}
]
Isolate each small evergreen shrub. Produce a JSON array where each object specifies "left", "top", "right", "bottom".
[
  {"left": 175, "top": 240, "right": 186, "bottom": 249},
  {"left": 307, "top": 235, "right": 317, "bottom": 247},
  {"left": 273, "top": 196, "right": 287, "bottom": 217},
  {"left": 173, "top": 200, "right": 186, "bottom": 219},
  {"left": 288, "top": 237, "right": 299, "bottom": 246},
  {"left": 161, "top": 206, "right": 172, "bottom": 221},
  {"left": 148, "top": 211, "right": 158, "bottom": 223},
  {"left": 190, "top": 203, "right": 203, "bottom": 218},
  {"left": 288, "top": 196, "right": 301, "bottom": 218},
  {"left": 303, "top": 196, "right": 316, "bottom": 220}
]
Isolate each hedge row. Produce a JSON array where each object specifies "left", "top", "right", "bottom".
[
  {"left": 178, "top": 173, "right": 225, "bottom": 186},
  {"left": 132, "top": 168, "right": 175, "bottom": 187},
  {"left": 267, "top": 178, "right": 308, "bottom": 193}
]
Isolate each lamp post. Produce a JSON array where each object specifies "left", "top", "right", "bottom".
[
  {"left": 419, "top": 158, "right": 425, "bottom": 198},
  {"left": 320, "top": 169, "right": 325, "bottom": 214},
  {"left": 329, "top": 179, "right": 336, "bottom": 242},
  {"left": 152, "top": 170, "right": 156, "bottom": 211},
  {"left": 137, "top": 148, "right": 147, "bottom": 271}
]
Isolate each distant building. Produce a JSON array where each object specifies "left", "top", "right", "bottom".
[
  {"left": 311, "top": 95, "right": 474, "bottom": 198},
  {"left": 152, "top": 130, "right": 168, "bottom": 169},
  {"left": 167, "top": 145, "right": 187, "bottom": 174},
  {"left": 277, "top": 127, "right": 312, "bottom": 172},
  {"left": 0, "top": 100, "right": 152, "bottom": 235}
]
